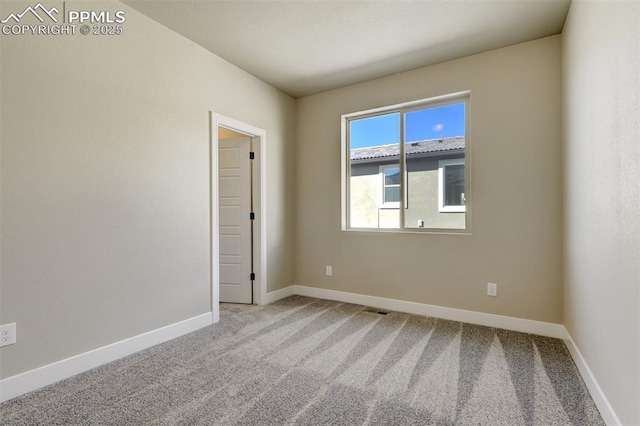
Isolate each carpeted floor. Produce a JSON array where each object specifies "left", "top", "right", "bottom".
[{"left": 0, "top": 296, "right": 604, "bottom": 425}]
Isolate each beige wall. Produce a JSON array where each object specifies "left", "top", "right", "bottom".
[
  {"left": 562, "top": 1, "right": 640, "bottom": 424},
  {"left": 0, "top": 0, "right": 295, "bottom": 379},
  {"left": 295, "top": 36, "right": 563, "bottom": 323}
]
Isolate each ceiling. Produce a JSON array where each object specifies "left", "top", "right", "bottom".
[{"left": 123, "top": 0, "right": 571, "bottom": 98}]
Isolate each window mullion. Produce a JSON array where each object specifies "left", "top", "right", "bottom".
[{"left": 399, "top": 111, "right": 406, "bottom": 229}]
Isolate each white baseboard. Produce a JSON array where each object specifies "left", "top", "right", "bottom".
[
  {"left": 262, "top": 285, "right": 296, "bottom": 305},
  {"left": 291, "top": 285, "right": 567, "bottom": 339},
  {"left": 563, "top": 330, "right": 621, "bottom": 426},
  {"left": 0, "top": 312, "right": 213, "bottom": 403}
]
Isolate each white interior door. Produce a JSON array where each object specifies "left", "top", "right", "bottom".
[{"left": 219, "top": 137, "right": 252, "bottom": 304}]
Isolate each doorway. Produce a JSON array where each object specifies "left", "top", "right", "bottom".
[
  {"left": 210, "top": 113, "right": 266, "bottom": 322},
  {"left": 218, "top": 136, "right": 253, "bottom": 304}
]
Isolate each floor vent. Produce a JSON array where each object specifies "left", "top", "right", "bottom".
[{"left": 364, "top": 307, "right": 389, "bottom": 315}]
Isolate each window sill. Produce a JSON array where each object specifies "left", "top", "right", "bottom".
[
  {"left": 439, "top": 207, "right": 466, "bottom": 213},
  {"left": 379, "top": 203, "right": 400, "bottom": 209},
  {"left": 342, "top": 227, "right": 470, "bottom": 236}
]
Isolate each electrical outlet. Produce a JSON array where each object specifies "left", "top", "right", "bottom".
[
  {"left": 487, "top": 282, "right": 498, "bottom": 297},
  {"left": 0, "top": 323, "right": 16, "bottom": 347},
  {"left": 326, "top": 265, "right": 332, "bottom": 276}
]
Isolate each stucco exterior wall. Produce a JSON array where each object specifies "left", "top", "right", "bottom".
[{"left": 350, "top": 156, "right": 465, "bottom": 229}]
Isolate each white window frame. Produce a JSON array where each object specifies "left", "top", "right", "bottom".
[
  {"left": 341, "top": 91, "right": 470, "bottom": 234},
  {"left": 438, "top": 158, "right": 466, "bottom": 213}
]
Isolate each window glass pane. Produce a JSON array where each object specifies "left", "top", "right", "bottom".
[
  {"left": 404, "top": 103, "right": 465, "bottom": 143},
  {"left": 444, "top": 165, "right": 465, "bottom": 206},
  {"left": 384, "top": 167, "right": 400, "bottom": 185},
  {"left": 384, "top": 186, "right": 400, "bottom": 203},
  {"left": 349, "top": 113, "right": 400, "bottom": 229},
  {"left": 403, "top": 102, "right": 466, "bottom": 229}
]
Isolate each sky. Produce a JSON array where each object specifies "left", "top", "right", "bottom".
[{"left": 350, "top": 102, "right": 465, "bottom": 149}]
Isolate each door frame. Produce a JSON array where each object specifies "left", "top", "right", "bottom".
[{"left": 210, "top": 112, "right": 267, "bottom": 322}]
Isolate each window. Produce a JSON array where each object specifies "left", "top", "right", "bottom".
[
  {"left": 343, "top": 92, "right": 469, "bottom": 232},
  {"left": 439, "top": 159, "right": 466, "bottom": 212},
  {"left": 380, "top": 164, "right": 401, "bottom": 208}
]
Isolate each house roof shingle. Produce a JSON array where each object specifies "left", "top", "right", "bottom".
[{"left": 350, "top": 136, "right": 465, "bottom": 161}]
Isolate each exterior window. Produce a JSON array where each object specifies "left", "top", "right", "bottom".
[
  {"left": 380, "top": 165, "right": 400, "bottom": 208},
  {"left": 439, "top": 159, "right": 466, "bottom": 212},
  {"left": 343, "top": 92, "right": 469, "bottom": 232}
]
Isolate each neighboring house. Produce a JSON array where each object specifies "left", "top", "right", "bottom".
[{"left": 350, "top": 136, "right": 465, "bottom": 229}]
